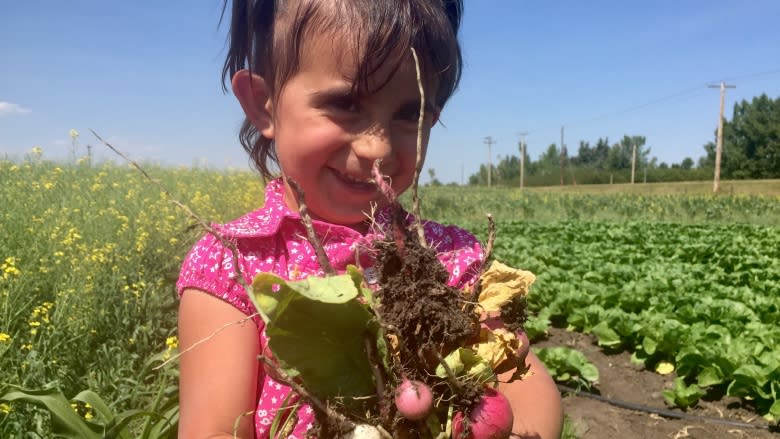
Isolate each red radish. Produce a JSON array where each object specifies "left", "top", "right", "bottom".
[
  {"left": 452, "top": 388, "right": 513, "bottom": 439},
  {"left": 394, "top": 379, "right": 434, "bottom": 420}
]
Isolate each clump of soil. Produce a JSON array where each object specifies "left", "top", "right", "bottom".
[
  {"left": 500, "top": 295, "right": 528, "bottom": 333},
  {"left": 370, "top": 206, "right": 485, "bottom": 434},
  {"left": 374, "top": 229, "right": 475, "bottom": 370}
]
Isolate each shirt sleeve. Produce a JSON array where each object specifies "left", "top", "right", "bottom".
[{"left": 176, "top": 232, "right": 257, "bottom": 318}]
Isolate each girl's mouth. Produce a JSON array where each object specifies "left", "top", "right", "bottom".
[{"left": 332, "top": 169, "right": 377, "bottom": 192}]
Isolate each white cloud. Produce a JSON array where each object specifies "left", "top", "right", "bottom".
[{"left": 0, "top": 101, "right": 32, "bottom": 116}]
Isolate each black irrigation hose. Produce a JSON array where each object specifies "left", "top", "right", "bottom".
[{"left": 557, "top": 384, "right": 779, "bottom": 432}]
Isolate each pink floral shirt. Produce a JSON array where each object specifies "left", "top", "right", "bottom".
[{"left": 177, "top": 178, "right": 484, "bottom": 438}]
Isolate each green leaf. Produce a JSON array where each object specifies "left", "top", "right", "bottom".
[
  {"left": 630, "top": 350, "right": 648, "bottom": 367},
  {"left": 524, "top": 314, "right": 550, "bottom": 341},
  {"left": 642, "top": 336, "right": 657, "bottom": 356},
  {"left": 72, "top": 390, "right": 115, "bottom": 426},
  {"left": 104, "top": 409, "right": 172, "bottom": 439},
  {"left": 591, "top": 321, "right": 621, "bottom": 348},
  {"left": 346, "top": 265, "right": 373, "bottom": 305},
  {"left": 436, "top": 348, "right": 496, "bottom": 384},
  {"left": 663, "top": 377, "right": 704, "bottom": 409},
  {"left": 0, "top": 385, "right": 102, "bottom": 438},
  {"left": 252, "top": 272, "right": 376, "bottom": 409},
  {"left": 767, "top": 399, "right": 780, "bottom": 422},
  {"left": 696, "top": 366, "right": 724, "bottom": 388},
  {"left": 534, "top": 347, "right": 599, "bottom": 386},
  {"left": 727, "top": 365, "right": 771, "bottom": 399}
]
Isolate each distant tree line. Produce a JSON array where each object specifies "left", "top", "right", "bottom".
[{"left": 463, "top": 93, "right": 780, "bottom": 187}]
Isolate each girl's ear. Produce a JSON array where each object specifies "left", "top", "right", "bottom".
[{"left": 232, "top": 69, "right": 274, "bottom": 138}]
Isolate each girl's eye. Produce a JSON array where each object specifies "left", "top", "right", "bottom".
[
  {"left": 329, "top": 97, "right": 360, "bottom": 113},
  {"left": 395, "top": 101, "right": 434, "bottom": 124},
  {"left": 396, "top": 109, "right": 421, "bottom": 123}
]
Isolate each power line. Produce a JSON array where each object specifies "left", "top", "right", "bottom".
[{"left": 524, "top": 67, "right": 780, "bottom": 138}]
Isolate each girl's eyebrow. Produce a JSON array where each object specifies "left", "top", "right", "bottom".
[{"left": 308, "top": 86, "right": 355, "bottom": 103}]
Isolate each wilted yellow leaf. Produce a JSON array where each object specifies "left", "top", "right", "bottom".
[
  {"left": 655, "top": 361, "right": 675, "bottom": 375},
  {"left": 478, "top": 261, "right": 535, "bottom": 312},
  {"left": 474, "top": 327, "right": 518, "bottom": 370}
]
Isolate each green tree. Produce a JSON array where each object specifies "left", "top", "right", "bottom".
[
  {"left": 698, "top": 142, "right": 716, "bottom": 169},
  {"left": 720, "top": 93, "right": 780, "bottom": 178},
  {"left": 495, "top": 154, "right": 521, "bottom": 185},
  {"left": 607, "top": 135, "right": 649, "bottom": 170},
  {"left": 426, "top": 168, "right": 442, "bottom": 186},
  {"left": 536, "top": 143, "right": 560, "bottom": 176}
]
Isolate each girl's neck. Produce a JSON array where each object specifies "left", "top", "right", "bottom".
[{"left": 281, "top": 182, "right": 371, "bottom": 235}]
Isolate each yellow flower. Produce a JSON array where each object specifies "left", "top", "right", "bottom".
[
  {"left": 1, "top": 257, "right": 21, "bottom": 280},
  {"left": 69, "top": 129, "right": 80, "bottom": 140},
  {"left": 166, "top": 336, "right": 178, "bottom": 350},
  {"left": 0, "top": 403, "right": 11, "bottom": 414},
  {"left": 0, "top": 332, "right": 11, "bottom": 343}
]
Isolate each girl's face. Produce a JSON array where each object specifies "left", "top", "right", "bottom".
[{"left": 270, "top": 36, "right": 438, "bottom": 231}]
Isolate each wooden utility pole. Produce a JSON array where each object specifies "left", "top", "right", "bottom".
[
  {"left": 518, "top": 132, "right": 528, "bottom": 189},
  {"left": 559, "top": 126, "right": 566, "bottom": 185},
  {"left": 631, "top": 143, "right": 637, "bottom": 184},
  {"left": 484, "top": 136, "right": 496, "bottom": 187},
  {"left": 708, "top": 81, "right": 736, "bottom": 193}
]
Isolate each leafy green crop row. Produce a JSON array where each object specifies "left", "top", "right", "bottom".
[{"left": 487, "top": 220, "right": 780, "bottom": 420}]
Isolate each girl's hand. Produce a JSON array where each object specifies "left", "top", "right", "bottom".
[{"left": 498, "top": 350, "right": 564, "bottom": 439}]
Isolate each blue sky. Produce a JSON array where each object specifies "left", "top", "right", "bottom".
[{"left": 2, "top": 1, "right": 779, "bottom": 184}]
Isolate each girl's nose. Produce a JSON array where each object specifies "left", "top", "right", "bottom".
[{"left": 352, "top": 125, "right": 393, "bottom": 162}]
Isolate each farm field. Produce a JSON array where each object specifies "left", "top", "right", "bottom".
[
  {"left": 1, "top": 157, "right": 778, "bottom": 437},
  {"left": 522, "top": 179, "right": 780, "bottom": 197}
]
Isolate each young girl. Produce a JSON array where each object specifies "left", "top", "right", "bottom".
[{"left": 177, "top": 0, "right": 563, "bottom": 438}]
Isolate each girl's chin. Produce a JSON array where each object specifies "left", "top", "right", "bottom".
[{"left": 314, "top": 203, "right": 382, "bottom": 230}]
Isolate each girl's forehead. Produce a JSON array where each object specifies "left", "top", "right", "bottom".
[{"left": 299, "top": 28, "right": 416, "bottom": 91}]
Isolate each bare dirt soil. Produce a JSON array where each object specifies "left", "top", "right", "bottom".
[{"left": 534, "top": 327, "right": 778, "bottom": 439}]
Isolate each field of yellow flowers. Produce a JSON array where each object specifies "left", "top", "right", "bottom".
[{"left": 0, "top": 151, "right": 263, "bottom": 437}]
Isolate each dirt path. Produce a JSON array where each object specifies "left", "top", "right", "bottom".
[{"left": 534, "top": 327, "right": 778, "bottom": 438}]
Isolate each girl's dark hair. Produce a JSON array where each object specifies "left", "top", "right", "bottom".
[{"left": 221, "top": 0, "right": 464, "bottom": 179}]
